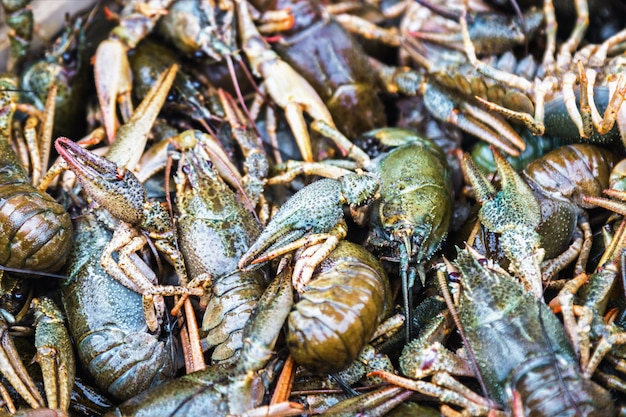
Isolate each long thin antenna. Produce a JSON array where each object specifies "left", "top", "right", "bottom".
[
  {"left": 401, "top": 235, "right": 414, "bottom": 342},
  {"left": 439, "top": 259, "right": 491, "bottom": 403},
  {"left": 0, "top": 266, "right": 67, "bottom": 279}
]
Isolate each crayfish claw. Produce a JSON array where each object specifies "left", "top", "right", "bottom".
[
  {"left": 107, "top": 64, "right": 178, "bottom": 170},
  {"left": 236, "top": 0, "right": 335, "bottom": 162},
  {"left": 462, "top": 148, "right": 544, "bottom": 296},
  {"left": 94, "top": 38, "right": 134, "bottom": 144},
  {"left": 461, "top": 153, "right": 496, "bottom": 204},
  {"left": 33, "top": 297, "right": 75, "bottom": 411},
  {"left": 55, "top": 137, "right": 146, "bottom": 225}
]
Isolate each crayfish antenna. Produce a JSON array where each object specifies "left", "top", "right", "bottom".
[{"left": 400, "top": 234, "right": 416, "bottom": 342}]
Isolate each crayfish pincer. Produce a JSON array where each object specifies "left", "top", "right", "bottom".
[
  {"left": 464, "top": 144, "right": 618, "bottom": 294},
  {"left": 238, "top": 172, "right": 380, "bottom": 288}
]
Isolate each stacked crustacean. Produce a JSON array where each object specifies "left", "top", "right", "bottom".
[{"left": 1, "top": 0, "right": 626, "bottom": 415}]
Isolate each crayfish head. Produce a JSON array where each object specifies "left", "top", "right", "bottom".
[{"left": 378, "top": 190, "right": 451, "bottom": 264}]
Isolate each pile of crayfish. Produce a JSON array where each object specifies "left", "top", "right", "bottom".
[{"left": 2, "top": 0, "right": 626, "bottom": 415}]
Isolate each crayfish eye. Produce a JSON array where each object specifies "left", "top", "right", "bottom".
[
  {"left": 167, "top": 90, "right": 180, "bottom": 102},
  {"left": 448, "top": 271, "right": 461, "bottom": 283},
  {"left": 62, "top": 52, "right": 73, "bottom": 65}
]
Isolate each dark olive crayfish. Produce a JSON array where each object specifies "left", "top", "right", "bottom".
[
  {"left": 359, "top": 128, "right": 454, "bottom": 340},
  {"left": 264, "top": 126, "right": 453, "bottom": 341},
  {"left": 451, "top": 247, "right": 615, "bottom": 416},
  {"left": 51, "top": 68, "right": 184, "bottom": 401},
  {"left": 371, "top": 247, "right": 616, "bottom": 416}
]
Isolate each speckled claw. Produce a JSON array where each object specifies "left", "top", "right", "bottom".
[
  {"left": 54, "top": 63, "right": 179, "bottom": 261},
  {"left": 238, "top": 179, "right": 347, "bottom": 271},
  {"left": 33, "top": 297, "right": 75, "bottom": 412},
  {"left": 238, "top": 173, "right": 380, "bottom": 271},
  {"left": 55, "top": 137, "right": 146, "bottom": 225},
  {"left": 55, "top": 64, "right": 178, "bottom": 225},
  {"left": 236, "top": 0, "right": 335, "bottom": 162},
  {"left": 462, "top": 148, "right": 544, "bottom": 296}
]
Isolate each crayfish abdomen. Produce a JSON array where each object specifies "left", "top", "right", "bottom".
[
  {"left": 286, "top": 241, "right": 392, "bottom": 374},
  {"left": 0, "top": 164, "right": 73, "bottom": 272},
  {"left": 0, "top": 79, "right": 72, "bottom": 273}
]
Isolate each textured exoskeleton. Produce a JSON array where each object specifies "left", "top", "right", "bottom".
[{"left": 61, "top": 214, "right": 174, "bottom": 401}]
